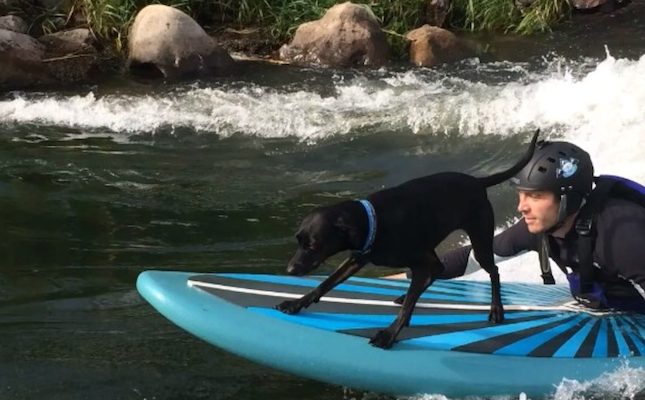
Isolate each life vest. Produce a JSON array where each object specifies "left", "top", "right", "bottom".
[{"left": 538, "top": 175, "right": 645, "bottom": 311}]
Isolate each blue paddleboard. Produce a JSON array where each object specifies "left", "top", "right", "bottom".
[{"left": 136, "top": 271, "right": 645, "bottom": 397}]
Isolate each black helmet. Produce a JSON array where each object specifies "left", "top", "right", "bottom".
[{"left": 510, "top": 140, "right": 594, "bottom": 220}]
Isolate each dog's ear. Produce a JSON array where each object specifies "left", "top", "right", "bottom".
[{"left": 334, "top": 214, "right": 362, "bottom": 249}]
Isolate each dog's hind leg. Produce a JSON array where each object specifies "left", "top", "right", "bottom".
[
  {"left": 276, "top": 256, "right": 366, "bottom": 315},
  {"left": 464, "top": 201, "right": 504, "bottom": 323},
  {"left": 370, "top": 254, "right": 441, "bottom": 349}
]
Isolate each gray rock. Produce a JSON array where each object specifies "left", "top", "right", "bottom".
[
  {"left": 570, "top": 0, "right": 611, "bottom": 9},
  {"left": 0, "top": 28, "right": 52, "bottom": 87},
  {"left": 38, "top": 28, "right": 100, "bottom": 83},
  {"left": 127, "top": 4, "right": 234, "bottom": 78},
  {"left": 38, "top": 28, "right": 96, "bottom": 53},
  {"left": 0, "top": 15, "right": 29, "bottom": 34},
  {"left": 279, "top": 2, "right": 390, "bottom": 68}
]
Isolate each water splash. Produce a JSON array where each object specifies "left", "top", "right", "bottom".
[
  {"left": 551, "top": 361, "right": 645, "bottom": 400},
  {"left": 403, "top": 361, "right": 645, "bottom": 400},
  {"left": 1, "top": 52, "right": 644, "bottom": 154}
]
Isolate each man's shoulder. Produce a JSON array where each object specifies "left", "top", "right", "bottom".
[
  {"left": 601, "top": 197, "right": 645, "bottom": 213},
  {"left": 597, "top": 197, "right": 645, "bottom": 226}
]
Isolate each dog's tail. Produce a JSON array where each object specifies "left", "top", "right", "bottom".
[{"left": 478, "top": 129, "right": 540, "bottom": 188}]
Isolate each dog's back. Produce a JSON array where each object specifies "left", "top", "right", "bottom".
[
  {"left": 366, "top": 173, "right": 487, "bottom": 259},
  {"left": 364, "top": 130, "right": 539, "bottom": 262}
]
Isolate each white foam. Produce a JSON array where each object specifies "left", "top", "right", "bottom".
[
  {"left": 404, "top": 362, "right": 645, "bottom": 400},
  {"left": 2, "top": 53, "right": 644, "bottom": 176},
  {"left": 552, "top": 361, "right": 645, "bottom": 400}
]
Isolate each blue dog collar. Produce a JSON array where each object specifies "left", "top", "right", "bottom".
[{"left": 358, "top": 199, "right": 377, "bottom": 254}]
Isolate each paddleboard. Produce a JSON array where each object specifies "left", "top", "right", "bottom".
[{"left": 136, "top": 271, "right": 645, "bottom": 397}]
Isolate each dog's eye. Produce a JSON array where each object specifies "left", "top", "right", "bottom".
[{"left": 296, "top": 235, "right": 310, "bottom": 248}]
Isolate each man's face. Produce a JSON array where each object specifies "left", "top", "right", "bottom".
[{"left": 517, "top": 190, "right": 560, "bottom": 234}]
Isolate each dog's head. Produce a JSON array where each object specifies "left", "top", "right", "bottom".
[{"left": 287, "top": 205, "right": 361, "bottom": 276}]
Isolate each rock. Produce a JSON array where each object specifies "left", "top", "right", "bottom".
[
  {"left": 127, "top": 4, "right": 234, "bottom": 78},
  {"left": 279, "top": 2, "right": 390, "bottom": 68},
  {"left": 570, "top": 0, "right": 611, "bottom": 9},
  {"left": 38, "top": 28, "right": 99, "bottom": 82},
  {"left": 38, "top": 28, "right": 96, "bottom": 53},
  {"left": 0, "top": 15, "right": 28, "bottom": 34},
  {"left": 405, "top": 25, "right": 471, "bottom": 67},
  {"left": 0, "top": 29, "right": 52, "bottom": 88}
]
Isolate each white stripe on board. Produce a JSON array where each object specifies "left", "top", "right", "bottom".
[{"left": 186, "top": 280, "right": 618, "bottom": 315}]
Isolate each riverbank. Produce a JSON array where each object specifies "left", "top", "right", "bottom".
[{"left": 0, "top": 0, "right": 636, "bottom": 91}]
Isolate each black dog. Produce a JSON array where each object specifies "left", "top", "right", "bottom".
[{"left": 276, "top": 130, "right": 539, "bottom": 349}]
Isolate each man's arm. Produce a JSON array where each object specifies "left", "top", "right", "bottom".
[{"left": 438, "top": 218, "right": 538, "bottom": 279}]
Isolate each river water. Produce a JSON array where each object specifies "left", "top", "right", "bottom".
[{"left": 1, "top": 5, "right": 645, "bottom": 399}]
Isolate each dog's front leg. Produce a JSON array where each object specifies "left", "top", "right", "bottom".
[
  {"left": 370, "top": 267, "right": 432, "bottom": 349},
  {"left": 276, "top": 257, "right": 365, "bottom": 315}
]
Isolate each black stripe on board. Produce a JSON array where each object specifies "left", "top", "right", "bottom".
[
  {"left": 622, "top": 317, "right": 645, "bottom": 356},
  {"left": 528, "top": 316, "right": 592, "bottom": 357},
  {"left": 607, "top": 318, "right": 619, "bottom": 358},
  {"left": 615, "top": 317, "right": 640, "bottom": 356},
  {"left": 339, "top": 314, "right": 559, "bottom": 341},
  {"left": 452, "top": 315, "right": 579, "bottom": 355},
  {"left": 576, "top": 319, "right": 601, "bottom": 358}
]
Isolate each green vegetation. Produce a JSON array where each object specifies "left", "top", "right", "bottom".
[{"left": 23, "top": 0, "right": 570, "bottom": 54}]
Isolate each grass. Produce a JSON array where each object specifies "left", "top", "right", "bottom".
[
  {"left": 63, "top": 0, "right": 571, "bottom": 55},
  {"left": 513, "top": 0, "right": 571, "bottom": 34},
  {"left": 81, "top": 0, "right": 198, "bottom": 52}
]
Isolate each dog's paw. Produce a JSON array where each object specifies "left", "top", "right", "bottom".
[
  {"left": 488, "top": 305, "right": 505, "bottom": 324},
  {"left": 369, "top": 329, "right": 396, "bottom": 349},
  {"left": 393, "top": 294, "right": 406, "bottom": 305},
  {"left": 275, "top": 299, "right": 304, "bottom": 315}
]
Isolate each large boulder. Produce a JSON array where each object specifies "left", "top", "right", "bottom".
[
  {"left": 405, "top": 25, "right": 470, "bottom": 67},
  {"left": 127, "top": 4, "right": 234, "bottom": 78},
  {"left": 0, "top": 15, "right": 28, "bottom": 34},
  {"left": 279, "top": 2, "right": 390, "bottom": 68},
  {"left": 38, "top": 28, "right": 100, "bottom": 82},
  {"left": 0, "top": 29, "right": 52, "bottom": 88}
]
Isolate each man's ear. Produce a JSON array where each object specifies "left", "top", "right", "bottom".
[{"left": 335, "top": 215, "right": 361, "bottom": 249}]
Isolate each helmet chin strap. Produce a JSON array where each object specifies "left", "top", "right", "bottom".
[
  {"left": 545, "top": 193, "right": 586, "bottom": 235},
  {"left": 545, "top": 194, "right": 569, "bottom": 234}
]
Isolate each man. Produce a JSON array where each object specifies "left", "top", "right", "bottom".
[{"left": 391, "top": 140, "right": 645, "bottom": 312}]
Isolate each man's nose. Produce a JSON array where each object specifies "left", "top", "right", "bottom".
[{"left": 517, "top": 195, "right": 528, "bottom": 213}]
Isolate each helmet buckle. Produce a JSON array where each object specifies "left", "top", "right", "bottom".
[{"left": 575, "top": 218, "right": 592, "bottom": 236}]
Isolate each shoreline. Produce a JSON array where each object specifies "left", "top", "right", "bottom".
[{"left": 0, "top": 0, "right": 637, "bottom": 91}]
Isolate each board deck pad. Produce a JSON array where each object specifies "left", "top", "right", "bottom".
[{"left": 188, "top": 273, "right": 645, "bottom": 358}]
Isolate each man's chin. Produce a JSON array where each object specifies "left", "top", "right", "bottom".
[{"left": 526, "top": 223, "right": 545, "bottom": 234}]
